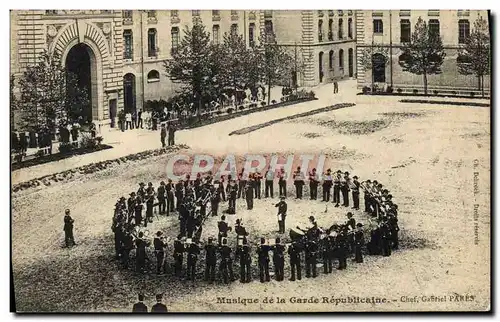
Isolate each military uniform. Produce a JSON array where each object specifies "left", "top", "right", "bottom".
[
  {"left": 245, "top": 182, "right": 254, "bottom": 210},
  {"left": 175, "top": 181, "right": 184, "bottom": 212},
  {"left": 272, "top": 242, "right": 285, "bottom": 281},
  {"left": 388, "top": 215, "right": 400, "bottom": 250},
  {"left": 367, "top": 226, "right": 381, "bottom": 255},
  {"left": 132, "top": 301, "right": 148, "bottom": 313},
  {"left": 135, "top": 236, "right": 150, "bottom": 273},
  {"left": 219, "top": 244, "right": 235, "bottom": 284},
  {"left": 154, "top": 234, "right": 167, "bottom": 274},
  {"left": 237, "top": 173, "right": 246, "bottom": 199},
  {"left": 157, "top": 183, "right": 167, "bottom": 215},
  {"left": 254, "top": 172, "right": 262, "bottom": 199},
  {"left": 322, "top": 171, "right": 333, "bottom": 202},
  {"left": 186, "top": 242, "right": 200, "bottom": 281},
  {"left": 166, "top": 181, "right": 175, "bottom": 214},
  {"left": 379, "top": 220, "right": 392, "bottom": 256},
  {"left": 305, "top": 239, "right": 318, "bottom": 278},
  {"left": 217, "top": 219, "right": 229, "bottom": 245},
  {"left": 204, "top": 240, "right": 217, "bottom": 282},
  {"left": 321, "top": 236, "right": 333, "bottom": 274},
  {"left": 228, "top": 182, "right": 238, "bottom": 214},
  {"left": 237, "top": 244, "right": 252, "bottom": 283},
  {"left": 288, "top": 241, "right": 302, "bottom": 281},
  {"left": 64, "top": 212, "right": 75, "bottom": 247},
  {"left": 278, "top": 170, "right": 287, "bottom": 198},
  {"left": 257, "top": 242, "right": 271, "bottom": 282},
  {"left": 121, "top": 233, "right": 134, "bottom": 268},
  {"left": 210, "top": 187, "right": 220, "bottom": 217},
  {"left": 265, "top": 170, "right": 274, "bottom": 198},
  {"left": 293, "top": 168, "right": 305, "bottom": 199},
  {"left": 333, "top": 174, "right": 341, "bottom": 206},
  {"left": 309, "top": 170, "right": 319, "bottom": 200},
  {"left": 336, "top": 231, "right": 348, "bottom": 270},
  {"left": 173, "top": 239, "right": 185, "bottom": 276},
  {"left": 351, "top": 177, "right": 361, "bottom": 210},
  {"left": 354, "top": 227, "right": 365, "bottom": 263},
  {"left": 341, "top": 173, "right": 350, "bottom": 207},
  {"left": 275, "top": 199, "right": 287, "bottom": 234}
]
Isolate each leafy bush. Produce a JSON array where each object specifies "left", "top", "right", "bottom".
[
  {"left": 80, "top": 133, "right": 97, "bottom": 149},
  {"left": 362, "top": 86, "right": 370, "bottom": 94},
  {"left": 386, "top": 86, "right": 393, "bottom": 93},
  {"left": 397, "top": 88, "right": 403, "bottom": 94},
  {"left": 433, "top": 90, "right": 439, "bottom": 96},
  {"left": 238, "top": 105, "right": 245, "bottom": 110},
  {"left": 59, "top": 142, "right": 74, "bottom": 154},
  {"left": 271, "top": 99, "right": 277, "bottom": 104},
  {"left": 412, "top": 89, "right": 418, "bottom": 94},
  {"left": 227, "top": 108, "right": 234, "bottom": 114}
]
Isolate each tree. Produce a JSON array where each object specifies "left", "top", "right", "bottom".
[
  {"left": 220, "top": 32, "right": 249, "bottom": 94},
  {"left": 163, "top": 22, "right": 213, "bottom": 113},
  {"left": 17, "top": 50, "right": 89, "bottom": 133},
  {"left": 457, "top": 16, "right": 490, "bottom": 97},
  {"left": 399, "top": 17, "right": 446, "bottom": 95},
  {"left": 359, "top": 46, "right": 390, "bottom": 91},
  {"left": 257, "top": 32, "right": 294, "bottom": 105}
]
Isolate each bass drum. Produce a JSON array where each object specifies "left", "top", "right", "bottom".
[{"left": 289, "top": 228, "right": 305, "bottom": 242}]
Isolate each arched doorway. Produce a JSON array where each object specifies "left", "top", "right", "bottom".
[
  {"left": 65, "top": 43, "right": 97, "bottom": 123},
  {"left": 348, "top": 48, "right": 354, "bottom": 77},
  {"left": 372, "top": 53, "right": 387, "bottom": 83},
  {"left": 319, "top": 52, "right": 324, "bottom": 83},
  {"left": 123, "top": 73, "right": 136, "bottom": 113}
]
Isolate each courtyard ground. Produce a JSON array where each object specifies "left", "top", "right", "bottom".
[{"left": 11, "top": 80, "right": 490, "bottom": 312}]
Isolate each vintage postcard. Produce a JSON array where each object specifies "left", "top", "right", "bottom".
[{"left": 10, "top": 9, "right": 491, "bottom": 313}]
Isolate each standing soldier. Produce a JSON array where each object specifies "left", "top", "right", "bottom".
[
  {"left": 174, "top": 179, "right": 184, "bottom": 212},
  {"left": 272, "top": 237, "right": 285, "bottom": 281},
  {"left": 217, "top": 215, "right": 230, "bottom": 245},
  {"left": 346, "top": 212, "right": 356, "bottom": 231},
  {"left": 127, "top": 192, "right": 137, "bottom": 221},
  {"left": 219, "top": 238, "right": 235, "bottom": 284},
  {"left": 245, "top": 180, "right": 254, "bottom": 210},
  {"left": 257, "top": 238, "right": 271, "bottom": 283},
  {"left": 218, "top": 176, "right": 226, "bottom": 202},
  {"left": 278, "top": 168, "right": 287, "bottom": 198},
  {"left": 137, "top": 182, "right": 146, "bottom": 201},
  {"left": 293, "top": 166, "right": 305, "bottom": 199},
  {"left": 379, "top": 217, "right": 392, "bottom": 256},
  {"left": 264, "top": 168, "right": 274, "bottom": 198},
  {"left": 135, "top": 231, "right": 150, "bottom": 274},
  {"left": 167, "top": 122, "right": 176, "bottom": 146},
  {"left": 63, "top": 209, "right": 75, "bottom": 247},
  {"left": 333, "top": 170, "right": 342, "bottom": 207},
  {"left": 160, "top": 122, "right": 167, "bottom": 148},
  {"left": 367, "top": 225, "right": 381, "bottom": 255},
  {"left": 151, "top": 294, "right": 168, "bottom": 313},
  {"left": 237, "top": 239, "right": 252, "bottom": 283},
  {"left": 351, "top": 176, "right": 361, "bottom": 210},
  {"left": 186, "top": 239, "right": 200, "bottom": 281},
  {"left": 341, "top": 172, "right": 351, "bottom": 207},
  {"left": 333, "top": 79, "right": 339, "bottom": 94},
  {"left": 237, "top": 170, "right": 246, "bottom": 199},
  {"left": 305, "top": 238, "right": 318, "bottom": 278},
  {"left": 157, "top": 181, "right": 167, "bottom": 215},
  {"left": 228, "top": 179, "right": 238, "bottom": 214},
  {"left": 145, "top": 190, "right": 155, "bottom": 227},
  {"left": 132, "top": 294, "right": 148, "bottom": 312},
  {"left": 173, "top": 237, "right": 185, "bottom": 277},
  {"left": 112, "top": 214, "right": 124, "bottom": 259},
  {"left": 210, "top": 185, "right": 220, "bottom": 217},
  {"left": 194, "top": 173, "right": 202, "bottom": 200},
  {"left": 336, "top": 229, "right": 348, "bottom": 270},
  {"left": 362, "top": 180, "right": 373, "bottom": 213},
  {"left": 288, "top": 241, "right": 302, "bottom": 281},
  {"left": 254, "top": 172, "right": 262, "bottom": 199},
  {"left": 388, "top": 213, "right": 400, "bottom": 250},
  {"left": 204, "top": 237, "right": 217, "bottom": 283},
  {"left": 122, "top": 232, "right": 134, "bottom": 269},
  {"left": 321, "top": 235, "right": 333, "bottom": 274},
  {"left": 275, "top": 196, "right": 288, "bottom": 234},
  {"left": 322, "top": 169, "right": 333, "bottom": 202},
  {"left": 354, "top": 223, "right": 365, "bottom": 263},
  {"left": 134, "top": 198, "right": 144, "bottom": 226},
  {"left": 166, "top": 179, "right": 175, "bottom": 215},
  {"left": 309, "top": 168, "right": 319, "bottom": 200},
  {"left": 154, "top": 231, "right": 167, "bottom": 275}
]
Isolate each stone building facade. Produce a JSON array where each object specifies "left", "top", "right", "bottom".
[
  {"left": 10, "top": 9, "right": 356, "bottom": 129},
  {"left": 355, "top": 10, "right": 490, "bottom": 94}
]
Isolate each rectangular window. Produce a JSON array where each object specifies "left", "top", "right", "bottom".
[
  {"left": 171, "top": 10, "right": 178, "bottom": 17},
  {"left": 192, "top": 10, "right": 200, "bottom": 17},
  {"left": 148, "top": 28, "right": 157, "bottom": 57},
  {"left": 348, "top": 18, "right": 353, "bottom": 39},
  {"left": 373, "top": 19, "right": 383, "bottom": 34},
  {"left": 400, "top": 19, "right": 411, "bottom": 42},
  {"left": 212, "top": 10, "right": 220, "bottom": 16},
  {"left": 458, "top": 19, "right": 470, "bottom": 44},
  {"left": 123, "top": 30, "right": 133, "bottom": 60},
  {"left": 265, "top": 20, "right": 273, "bottom": 35},
  {"left": 338, "top": 19, "right": 343, "bottom": 39},
  {"left": 249, "top": 23, "right": 255, "bottom": 47},
  {"left": 171, "top": 27, "right": 179, "bottom": 54},
  {"left": 213, "top": 25, "right": 220, "bottom": 44},
  {"left": 264, "top": 10, "right": 273, "bottom": 19},
  {"left": 123, "top": 10, "right": 132, "bottom": 19},
  {"left": 230, "top": 24, "right": 238, "bottom": 35},
  {"left": 429, "top": 19, "right": 440, "bottom": 38},
  {"left": 231, "top": 10, "right": 238, "bottom": 16},
  {"left": 147, "top": 10, "right": 156, "bottom": 18}
]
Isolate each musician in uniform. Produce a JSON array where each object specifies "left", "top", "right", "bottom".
[
  {"left": 219, "top": 238, "right": 235, "bottom": 284},
  {"left": 351, "top": 176, "right": 361, "bottom": 210},
  {"left": 137, "top": 182, "right": 146, "bottom": 201},
  {"left": 388, "top": 213, "right": 400, "bottom": 250},
  {"left": 257, "top": 238, "right": 271, "bottom": 283},
  {"left": 121, "top": 231, "right": 134, "bottom": 269},
  {"left": 217, "top": 215, "right": 230, "bottom": 245},
  {"left": 341, "top": 171, "right": 351, "bottom": 207},
  {"left": 272, "top": 237, "right": 285, "bottom": 281},
  {"left": 354, "top": 223, "right": 365, "bottom": 263},
  {"left": 275, "top": 196, "right": 288, "bottom": 234},
  {"left": 173, "top": 237, "right": 185, "bottom": 277},
  {"left": 175, "top": 179, "right": 184, "bottom": 212},
  {"left": 237, "top": 170, "right": 246, "bottom": 199},
  {"left": 336, "top": 229, "right": 348, "bottom": 270},
  {"left": 151, "top": 294, "right": 168, "bottom": 313},
  {"left": 166, "top": 179, "right": 175, "bottom": 215},
  {"left": 245, "top": 180, "right": 254, "bottom": 210},
  {"left": 321, "top": 234, "right": 333, "bottom": 274},
  {"left": 134, "top": 198, "right": 144, "bottom": 227},
  {"left": 278, "top": 168, "right": 287, "bottom": 198},
  {"left": 132, "top": 294, "right": 148, "bottom": 312},
  {"left": 228, "top": 179, "right": 238, "bottom": 214},
  {"left": 154, "top": 231, "right": 167, "bottom": 275},
  {"left": 237, "top": 239, "right": 252, "bottom": 283},
  {"left": 362, "top": 180, "right": 372, "bottom": 213},
  {"left": 305, "top": 238, "right": 318, "bottom": 278},
  {"left": 264, "top": 169, "right": 274, "bottom": 198},
  {"left": 127, "top": 192, "right": 137, "bottom": 220},
  {"left": 157, "top": 181, "right": 167, "bottom": 215},
  {"left": 204, "top": 237, "right": 217, "bottom": 283},
  {"left": 135, "top": 231, "right": 150, "bottom": 274},
  {"left": 288, "top": 240, "right": 302, "bottom": 281},
  {"left": 309, "top": 168, "right": 319, "bottom": 200},
  {"left": 218, "top": 176, "right": 226, "bottom": 202},
  {"left": 254, "top": 172, "right": 262, "bottom": 199},
  {"left": 333, "top": 170, "right": 342, "bottom": 207},
  {"left": 186, "top": 239, "right": 201, "bottom": 281},
  {"left": 367, "top": 225, "right": 381, "bottom": 255},
  {"left": 112, "top": 213, "right": 124, "bottom": 259},
  {"left": 194, "top": 173, "right": 202, "bottom": 200},
  {"left": 322, "top": 169, "right": 333, "bottom": 202},
  {"left": 379, "top": 217, "right": 392, "bottom": 257},
  {"left": 346, "top": 212, "right": 356, "bottom": 230},
  {"left": 210, "top": 185, "right": 220, "bottom": 217},
  {"left": 293, "top": 166, "right": 305, "bottom": 199},
  {"left": 63, "top": 209, "right": 75, "bottom": 247}
]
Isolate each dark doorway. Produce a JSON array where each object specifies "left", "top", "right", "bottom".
[
  {"left": 319, "top": 52, "right": 324, "bottom": 83},
  {"left": 372, "top": 53, "right": 387, "bottom": 83},
  {"left": 348, "top": 48, "right": 354, "bottom": 77},
  {"left": 123, "top": 73, "right": 136, "bottom": 113},
  {"left": 109, "top": 99, "right": 117, "bottom": 128},
  {"left": 65, "top": 43, "right": 95, "bottom": 123}
]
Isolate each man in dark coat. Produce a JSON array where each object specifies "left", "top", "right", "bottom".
[
  {"left": 272, "top": 237, "right": 285, "bottom": 281},
  {"left": 256, "top": 238, "right": 270, "bottom": 283},
  {"left": 157, "top": 181, "right": 167, "bottom": 215},
  {"left": 186, "top": 240, "right": 200, "bottom": 281},
  {"left": 135, "top": 232, "right": 150, "bottom": 273},
  {"left": 217, "top": 215, "right": 230, "bottom": 245},
  {"left": 166, "top": 179, "right": 175, "bottom": 215},
  {"left": 173, "top": 237, "right": 185, "bottom": 277},
  {"left": 244, "top": 181, "right": 254, "bottom": 210},
  {"left": 63, "top": 209, "right": 75, "bottom": 247},
  {"left": 219, "top": 238, "right": 235, "bottom": 284},
  {"left": 305, "top": 238, "right": 318, "bottom": 278},
  {"left": 288, "top": 241, "right": 302, "bottom": 281},
  {"left": 151, "top": 294, "right": 168, "bottom": 313},
  {"left": 204, "top": 237, "right": 217, "bottom": 283},
  {"left": 237, "top": 239, "right": 252, "bottom": 283},
  {"left": 132, "top": 294, "right": 148, "bottom": 312},
  {"left": 354, "top": 223, "right": 365, "bottom": 263},
  {"left": 175, "top": 179, "right": 184, "bottom": 212},
  {"left": 153, "top": 231, "right": 167, "bottom": 274},
  {"left": 275, "top": 196, "right": 288, "bottom": 234}
]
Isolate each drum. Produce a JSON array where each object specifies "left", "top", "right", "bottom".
[{"left": 289, "top": 228, "right": 305, "bottom": 241}]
